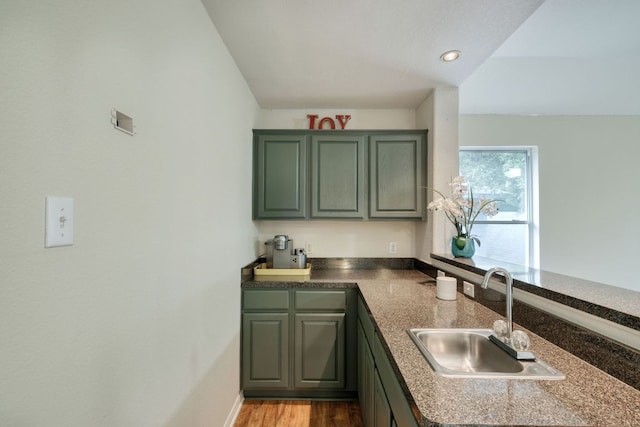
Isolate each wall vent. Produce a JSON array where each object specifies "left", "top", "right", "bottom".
[{"left": 111, "top": 109, "right": 135, "bottom": 135}]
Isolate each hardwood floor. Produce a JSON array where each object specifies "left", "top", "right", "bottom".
[{"left": 233, "top": 400, "right": 364, "bottom": 427}]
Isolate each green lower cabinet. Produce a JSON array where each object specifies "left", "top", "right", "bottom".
[
  {"left": 358, "top": 296, "right": 419, "bottom": 427},
  {"left": 241, "top": 288, "right": 356, "bottom": 398},
  {"left": 294, "top": 313, "right": 345, "bottom": 389},
  {"left": 374, "top": 368, "right": 393, "bottom": 427},
  {"left": 372, "top": 333, "right": 418, "bottom": 427},
  {"left": 242, "top": 313, "right": 289, "bottom": 389},
  {"left": 358, "top": 322, "right": 375, "bottom": 427}
]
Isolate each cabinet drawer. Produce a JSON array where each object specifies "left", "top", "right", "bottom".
[
  {"left": 294, "top": 290, "right": 346, "bottom": 311},
  {"left": 243, "top": 290, "right": 289, "bottom": 311}
]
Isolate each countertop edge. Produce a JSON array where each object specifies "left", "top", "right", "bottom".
[{"left": 430, "top": 253, "right": 640, "bottom": 329}]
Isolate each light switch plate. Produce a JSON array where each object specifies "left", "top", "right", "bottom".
[{"left": 45, "top": 196, "right": 74, "bottom": 247}]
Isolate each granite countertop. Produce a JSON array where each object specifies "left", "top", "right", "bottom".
[
  {"left": 431, "top": 253, "right": 640, "bottom": 328},
  {"left": 242, "top": 269, "right": 640, "bottom": 426}
]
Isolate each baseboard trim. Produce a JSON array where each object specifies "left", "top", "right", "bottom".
[{"left": 224, "top": 392, "right": 244, "bottom": 427}]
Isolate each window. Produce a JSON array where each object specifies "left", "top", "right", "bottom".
[{"left": 459, "top": 147, "right": 538, "bottom": 267}]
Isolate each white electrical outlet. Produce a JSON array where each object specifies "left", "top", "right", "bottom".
[
  {"left": 305, "top": 242, "right": 312, "bottom": 254},
  {"left": 463, "top": 281, "right": 475, "bottom": 298},
  {"left": 389, "top": 241, "right": 397, "bottom": 254}
]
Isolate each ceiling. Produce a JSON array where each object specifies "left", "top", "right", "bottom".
[
  {"left": 460, "top": 0, "right": 640, "bottom": 115},
  {"left": 202, "top": 0, "right": 640, "bottom": 115}
]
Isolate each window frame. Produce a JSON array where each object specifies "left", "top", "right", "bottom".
[{"left": 459, "top": 146, "right": 539, "bottom": 268}]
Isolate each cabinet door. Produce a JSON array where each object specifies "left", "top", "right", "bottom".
[
  {"left": 310, "top": 134, "right": 366, "bottom": 218},
  {"left": 358, "top": 322, "right": 375, "bottom": 427},
  {"left": 369, "top": 134, "right": 425, "bottom": 219},
  {"left": 374, "top": 368, "right": 392, "bottom": 427},
  {"left": 294, "top": 313, "right": 345, "bottom": 389},
  {"left": 254, "top": 134, "right": 307, "bottom": 219},
  {"left": 373, "top": 333, "right": 419, "bottom": 427},
  {"left": 242, "top": 313, "right": 289, "bottom": 389}
]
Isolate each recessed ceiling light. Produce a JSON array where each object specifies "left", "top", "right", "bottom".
[{"left": 440, "top": 50, "right": 461, "bottom": 62}]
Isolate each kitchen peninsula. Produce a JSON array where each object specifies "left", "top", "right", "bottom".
[{"left": 241, "top": 260, "right": 640, "bottom": 426}]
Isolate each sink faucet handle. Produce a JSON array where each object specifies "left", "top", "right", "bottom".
[
  {"left": 511, "top": 330, "right": 531, "bottom": 351},
  {"left": 493, "top": 320, "right": 509, "bottom": 339}
]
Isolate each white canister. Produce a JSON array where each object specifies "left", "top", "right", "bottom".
[{"left": 436, "top": 277, "right": 457, "bottom": 300}]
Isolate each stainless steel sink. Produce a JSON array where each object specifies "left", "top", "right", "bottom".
[{"left": 407, "top": 328, "right": 565, "bottom": 380}]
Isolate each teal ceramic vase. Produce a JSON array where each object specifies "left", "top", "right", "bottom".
[{"left": 451, "top": 236, "right": 475, "bottom": 258}]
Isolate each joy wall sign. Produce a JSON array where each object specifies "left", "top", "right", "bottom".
[{"left": 307, "top": 114, "right": 351, "bottom": 130}]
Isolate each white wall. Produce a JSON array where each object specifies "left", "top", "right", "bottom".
[
  {"left": 255, "top": 108, "right": 422, "bottom": 258},
  {"left": 0, "top": 1, "right": 258, "bottom": 426},
  {"left": 415, "top": 88, "right": 460, "bottom": 260},
  {"left": 460, "top": 115, "right": 640, "bottom": 291}
]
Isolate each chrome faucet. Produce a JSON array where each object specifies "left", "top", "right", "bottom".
[
  {"left": 480, "top": 267, "right": 535, "bottom": 360},
  {"left": 481, "top": 267, "right": 513, "bottom": 341}
]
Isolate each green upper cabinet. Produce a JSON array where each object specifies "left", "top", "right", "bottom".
[
  {"left": 254, "top": 133, "right": 307, "bottom": 219},
  {"left": 253, "top": 130, "right": 426, "bottom": 221},
  {"left": 311, "top": 134, "right": 366, "bottom": 219},
  {"left": 369, "top": 134, "right": 425, "bottom": 220}
]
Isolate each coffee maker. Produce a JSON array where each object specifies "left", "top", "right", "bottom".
[{"left": 264, "top": 235, "right": 306, "bottom": 269}]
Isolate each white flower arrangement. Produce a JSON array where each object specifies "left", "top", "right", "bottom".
[{"left": 427, "top": 176, "right": 499, "bottom": 249}]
